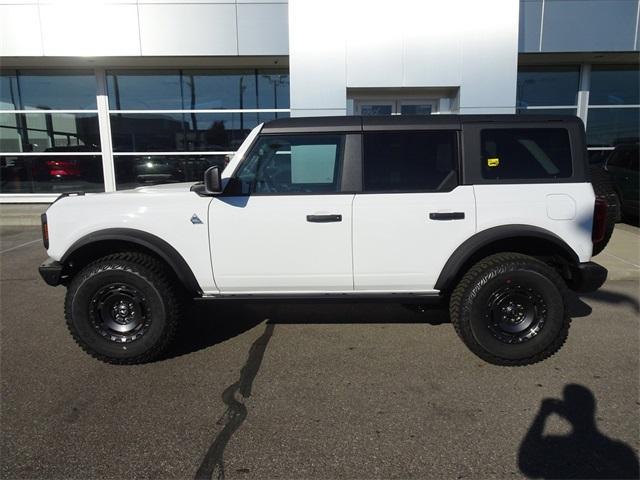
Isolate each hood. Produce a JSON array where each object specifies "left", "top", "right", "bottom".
[{"left": 127, "top": 182, "right": 198, "bottom": 194}]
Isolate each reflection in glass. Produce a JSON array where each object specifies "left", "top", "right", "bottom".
[
  {"left": 586, "top": 108, "right": 640, "bottom": 147},
  {"left": 517, "top": 108, "right": 577, "bottom": 116},
  {"left": 590, "top": 65, "right": 640, "bottom": 105},
  {"left": 516, "top": 66, "right": 580, "bottom": 107},
  {"left": 107, "top": 71, "right": 182, "bottom": 110},
  {"left": 0, "top": 71, "right": 97, "bottom": 110},
  {"left": 181, "top": 70, "right": 257, "bottom": 110},
  {"left": 360, "top": 105, "right": 393, "bottom": 116},
  {"left": 107, "top": 70, "right": 290, "bottom": 111},
  {"left": 0, "top": 113, "right": 100, "bottom": 153},
  {"left": 257, "top": 72, "right": 290, "bottom": 109},
  {"left": 114, "top": 155, "right": 228, "bottom": 190},
  {"left": 400, "top": 104, "right": 432, "bottom": 115},
  {"left": 0, "top": 155, "right": 104, "bottom": 193},
  {"left": 109, "top": 111, "right": 285, "bottom": 152},
  {"left": 588, "top": 149, "right": 614, "bottom": 165}
]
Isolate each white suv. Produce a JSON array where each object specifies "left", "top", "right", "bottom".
[{"left": 39, "top": 115, "right": 609, "bottom": 366}]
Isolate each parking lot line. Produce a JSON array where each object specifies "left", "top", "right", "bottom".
[{"left": 0, "top": 239, "right": 40, "bottom": 255}]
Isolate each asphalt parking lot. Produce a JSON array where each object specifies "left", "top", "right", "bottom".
[{"left": 1, "top": 225, "right": 639, "bottom": 480}]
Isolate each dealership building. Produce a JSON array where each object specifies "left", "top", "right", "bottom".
[{"left": 0, "top": 0, "right": 638, "bottom": 204}]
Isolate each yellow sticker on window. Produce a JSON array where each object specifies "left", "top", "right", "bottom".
[{"left": 487, "top": 157, "right": 500, "bottom": 167}]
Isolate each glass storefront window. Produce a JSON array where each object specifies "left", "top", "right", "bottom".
[
  {"left": 107, "top": 71, "right": 183, "bottom": 110},
  {"left": 1, "top": 68, "right": 291, "bottom": 196},
  {"left": 590, "top": 66, "right": 640, "bottom": 105},
  {"left": 0, "top": 71, "right": 97, "bottom": 110},
  {"left": 109, "top": 111, "right": 285, "bottom": 152},
  {"left": 586, "top": 108, "right": 640, "bottom": 147},
  {"left": 182, "top": 70, "right": 258, "bottom": 110},
  {"left": 516, "top": 108, "right": 578, "bottom": 116},
  {"left": 0, "top": 155, "right": 104, "bottom": 193},
  {"left": 107, "top": 70, "right": 290, "bottom": 111},
  {"left": 257, "top": 72, "right": 290, "bottom": 109},
  {"left": 0, "top": 113, "right": 100, "bottom": 152},
  {"left": 114, "top": 155, "right": 227, "bottom": 190},
  {"left": 516, "top": 66, "right": 580, "bottom": 107}
]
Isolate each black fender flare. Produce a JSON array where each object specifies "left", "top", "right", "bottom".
[
  {"left": 61, "top": 228, "right": 202, "bottom": 295},
  {"left": 434, "top": 224, "right": 580, "bottom": 292}
]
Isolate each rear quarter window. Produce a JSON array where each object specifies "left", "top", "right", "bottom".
[{"left": 481, "top": 128, "right": 572, "bottom": 180}]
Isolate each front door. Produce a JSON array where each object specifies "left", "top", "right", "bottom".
[{"left": 209, "top": 133, "right": 354, "bottom": 293}]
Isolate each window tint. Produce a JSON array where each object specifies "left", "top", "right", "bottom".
[
  {"left": 481, "top": 129, "right": 572, "bottom": 180},
  {"left": 233, "top": 135, "right": 343, "bottom": 194},
  {"left": 363, "top": 131, "right": 457, "bottom": 192}
]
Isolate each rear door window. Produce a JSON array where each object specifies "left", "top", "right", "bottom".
[
  {"left": 481, "top": 128, "right": 572, "bottom": 180},
  {"left": 363, "top": 130, "right": 458, "bottom": 192}
]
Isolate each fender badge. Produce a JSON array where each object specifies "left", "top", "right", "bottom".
[{"left": 190, "top": 214, "right": 203, "bottom": 225}]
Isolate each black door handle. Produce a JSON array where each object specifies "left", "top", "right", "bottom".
[
  {"left": 429, "top": 212, "right": 465, "bottom": 220},
  {"left": 307, "top": 214, "right": 342, "bottom": 223}
]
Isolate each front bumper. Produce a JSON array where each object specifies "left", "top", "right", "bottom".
[
  {"left": 39, "top": 258, "right": 63, "bottom": 286},
  {"left": 567, "top": 261, "right": 608, "bottom": 293}
]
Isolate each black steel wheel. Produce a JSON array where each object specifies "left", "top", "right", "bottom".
[
  {"left": 89, "top": 282, "right": 152, "bottom": 343},
  {"left": 485, "top": 283, "right": 547, "bottom": 344},
  {"left": 65, "top": 252, "right": 181, "bottom": 364},
  {"left": 450, "top": 252, "right": 569, "bottom": 366}
]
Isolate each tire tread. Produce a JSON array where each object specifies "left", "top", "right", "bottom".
[
  {"left": 450, "top": 252, "right": 570, "bottom": 366},
  {"left": 64, "top": 252, "right": 181, "bottom": 365}
]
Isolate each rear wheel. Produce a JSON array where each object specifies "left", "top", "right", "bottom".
[
  {"left": 450, "top": 253, "right": 569, "bottom": 366},
  {"left": 65, "top": 252, "right": 181, "bottom": 364}
]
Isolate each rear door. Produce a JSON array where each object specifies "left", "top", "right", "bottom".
[{"left": 352, "top": 129, "right": 476, "bottom": 292}]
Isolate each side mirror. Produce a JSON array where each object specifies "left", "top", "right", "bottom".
[{"left": 204, "top": 166, "right": 223, "bottom": 194}]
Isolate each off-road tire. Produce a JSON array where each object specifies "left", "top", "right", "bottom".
[
  {"left": 65, "top": 252, "right": 181, "bottom": 364},
  {"left": 590, "top": 165, "right": 619, "bottom": 255},
  {"left": 450, "top": 253, "right": 570, "bottom": 366}
]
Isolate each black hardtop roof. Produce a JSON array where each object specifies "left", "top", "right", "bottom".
[{"left": 261, "top": 114, "right": 583, "bottom": 133}]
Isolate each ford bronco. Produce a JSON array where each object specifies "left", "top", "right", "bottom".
[{"left": 39, "top": 115, "right": 609, "bottom": 365}]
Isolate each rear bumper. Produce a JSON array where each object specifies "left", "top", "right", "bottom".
[
  {"left": 567, "top": 261, "right": 608, "bottom": 293},
  {"left": 39, "top": 258, "right": 63, "bottom": 286}
]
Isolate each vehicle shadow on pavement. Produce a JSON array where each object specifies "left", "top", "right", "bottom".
[
  {"left": 265, "top": 302, "right": 450, "bottom": 325},
  {"left": 194, "top": 321, "right": 275, "bottom": 480},
  {"left": 518, "top": 384, "right": 640, "bottom": 479},
  {"left": 581, "top": 288, "right": 640, "bottom": 314},
  {"left": 164, "top": 301, "right": 448, "bottom": 359},
  {"left": 565, "top": 291, "right": 593, "bottom": 318},
  {"left": 164, "top": 302, "right": 271, "bottom": 360}
]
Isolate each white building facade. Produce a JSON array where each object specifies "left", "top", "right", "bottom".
[{"left": 0, "top": 0, "right": 638, "bottom": 202}]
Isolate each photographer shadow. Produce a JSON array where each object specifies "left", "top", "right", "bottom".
[{"left": 518, "top": 384, "right": 639, "bottom": 479}]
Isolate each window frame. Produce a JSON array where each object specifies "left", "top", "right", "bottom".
[
  {"left": 224, "top": 132, "right": 361, "bottom": 197},
  {"left": 360, "top": 129, "right": 461, "bottom": 194},
  {"left": 461, "top": 120, "right": 588, "bottom": 185}
]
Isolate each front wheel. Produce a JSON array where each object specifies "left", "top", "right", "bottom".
[
  {"left": 65, "top": 252, "right": 181, "bottom": 364},
  {"left": 450, "top": 253, "right": 569, "bottom": 366}
]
